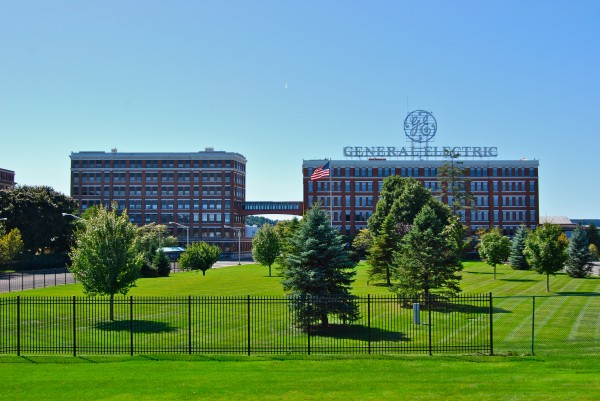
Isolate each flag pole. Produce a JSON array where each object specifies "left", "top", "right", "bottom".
[{"left": 329, "top": 160, "right": 333, "bottom": 227}]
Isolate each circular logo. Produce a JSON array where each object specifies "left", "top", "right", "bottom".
[{"left": 404, "top": 110, "right": 437, "bottom": 143}]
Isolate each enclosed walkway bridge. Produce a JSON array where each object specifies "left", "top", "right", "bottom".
[{"left": 240, "top": 201, "right": 304, "bottom": 216}]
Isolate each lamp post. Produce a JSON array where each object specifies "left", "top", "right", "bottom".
[
  {"left": 224, "top": 225, "right": 242, "bottom": 265},
  {"left": 62, "top": 213, "right": 84, "bottom": 221},
  {"left": 169, "top": 222, "right": 189, "bottom": 248}
]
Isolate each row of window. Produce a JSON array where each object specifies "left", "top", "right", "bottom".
[
  {"left": 73, "top": 159, "right": 245, "bottom": 171},
  {"left": 76, "top": 185, "right": 231, "bottom": 197},
  {"left": 74, "top": 171, "right": 244, "bottom": 184},
  {"left": 308, "top": 167, "right": 537, "bottom": 178},
  {"left": 307, "top": 179, "right": 537, "bottom": 193}
]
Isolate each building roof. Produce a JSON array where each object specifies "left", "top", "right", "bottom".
[
  {"left": 539, "top": 216, "right": 575, "bottom": 226},
  {"left": 71, "top": 149, "right": 247, "bottom": 163}
]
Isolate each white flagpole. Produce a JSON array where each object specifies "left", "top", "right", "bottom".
[{"left": 329, "top": 161, "right": 333, "bottom": 227}]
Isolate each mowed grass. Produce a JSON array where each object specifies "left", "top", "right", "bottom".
[
  {"left": 0, "top": 354, "right": 598, "bottom": 401},
  {"left": 3, "top": 260, "right": 599, "bottom": 297},
  {"left": 1, "top": 262, "right": 599, "bottom": 400}
]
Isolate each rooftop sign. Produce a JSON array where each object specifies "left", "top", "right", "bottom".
[{"left": 344, "top": 110, "right": 498, "bottom": 159}]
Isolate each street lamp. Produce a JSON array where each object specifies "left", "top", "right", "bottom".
[
  {"left": 62, "top": 213, "right": 84, "bottom": 221},
  {"left": 224, "top": 225, "right": 242, "bottom": 265},
  {"left": 169, "top": 222, "right": 189, "bottom": 248}
]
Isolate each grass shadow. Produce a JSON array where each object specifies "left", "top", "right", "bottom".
[
  {"left": 309, "top": 324, "right": 408, "bottom": 342},
  {"left": 555, "top": 292, "right": 600, "bottom": 297},
  {"left": 500, "top": 278, "right": 538, "bottom": 282},
  {"left": 94, "top": 320, "right": 178, "bottom": 333}
]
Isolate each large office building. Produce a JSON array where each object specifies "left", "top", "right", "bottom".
[
  {"left": 70, "top": 149, "right": 248, "bottom": 255},
  {"left": 303, "top": 158, "right": 539, "bottom": 236}
]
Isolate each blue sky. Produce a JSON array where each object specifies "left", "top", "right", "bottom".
[{"left": 1, "top": 1, "right": 598, "bottom": 218}]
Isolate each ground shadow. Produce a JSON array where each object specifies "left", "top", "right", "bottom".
[
  {"left": 309, "top": 324, "right": 407, "bottom": 342},
  {"left": 94, "top": 320, "right": 178, "bottom": 333},
  {"left": 500, "top": 278, "right": 538, "bottom": 282},
  {"left": 555, "top": 292, "right": 600, "bottom": 297}
]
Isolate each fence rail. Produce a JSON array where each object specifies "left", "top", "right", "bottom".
[{"left": 0, "top": 294, "right": 492, "bottom": 356}]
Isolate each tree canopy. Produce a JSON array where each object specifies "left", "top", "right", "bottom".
[
  {"left": 477, "top": 228, "right": 511, "bottom": 279},
  {"left": 367, "top": 176, "right": 453, "bottom": 286},
  {"left": 392, "top": 206, "right": 463, "bottom": 299},
  {"left": 0, "top": 228, "right": 24, "bottom": 266},
  {"left": 69, "top": 205, "right": 143, "bottom": 320},
  {"left": 508, "top": 225, "right": 530, "bottom": 270},
  {"left": 565, "top": 224, "right": 594, "bottom": 278},
  {"left": 0, "top": 186, "right": 78, "bottom": 253},
  {"left": 251, "top": 224, "right": 281, "bottom": 277},
  {"left": 524, "top": 223, "right": 568, "bottom": 292},
  {"left": 179, "top": 242, "right": 221, "bottom": 276},
  {"left": 282, "top": 204, "right": 358, "bottom": 328}
]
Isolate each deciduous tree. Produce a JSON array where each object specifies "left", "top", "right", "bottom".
[
  {"left": 282, "top": 204, "right": 358, "bottom": 328},
  {"left": 69, "top": 206, "right": 143, "bottom": 321},
  {"left": 179, "top": 242, "right": 221, "bottom": 276},
  {"left": 524, "top": 223, "right": 568, "bottom": 292},
  {"left": 565, "top": 224, "right": 594, "bottom": 278},
  {"left": 0, "top": 186, "right": 78, "bottom": 253},
  {"left": 477, "top": 228, "right": 511, "bottom": 280},
  {"left": 0, "top": 228, "right": 24, "bottom": 265},
  {"left": 252, "top": 224, "right": 281, "bottom": 277}
]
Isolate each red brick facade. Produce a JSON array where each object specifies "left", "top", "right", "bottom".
[
  {"left": 303, "top": 160, "right": 539, "bottom": 236},
  {"left": 0, "top": 168, "right": 15, "bottom": 190}
]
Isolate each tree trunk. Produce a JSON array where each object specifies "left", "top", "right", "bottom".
[
  {"left": 494, "top": 265, "right": 497, "bottom": 280},
  {"left": 386, "top": 266, "right": 391, "bottom": 286},
  {"left": 268, "top": 264, "right": 272, "bottom": 277},
  {"left": 546, "top": 273, "right": 550, "bottom": 292},
  {"left": 320, "top": 312, "right": 329, "bottom": 328},
  {"left": 110, "top": 293, "right": 114, "bottom": 321},
  {"left": 202, "top": 270, "right": 206, "bottom": 276}
]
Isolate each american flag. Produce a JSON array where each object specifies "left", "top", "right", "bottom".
[{"left": 310, "top": 162, "right": 330, "bottom": 181}]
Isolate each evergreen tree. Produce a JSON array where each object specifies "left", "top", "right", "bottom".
[
  {"left": 367, "top": 176, "right": 451, "bottom": 285},
  {"left": 282, "top": 204, "right": 358, "bottom": 328},
  {"left": 391, "top": 205, "right": 463, "bottom": 299},
  {"left": 274, "top": 217, "right": 301, "bottom": 272},
  {"left": 437, "top": 151, "right": 476, "bottom": 215},
  {"left": 565, "top": 224, "right": 594, "bottom": 278},
  {"left": 524, "top": 223, "right": 569, "bottom": 292},
  {"left": 153, "top": 249, "right": 171, "bottom": 277},
  {"left": 587, "top": 222, "right": 600, "bottom": 249},
  {"left": 252, "top": 224, "right": 281, "bottom": 277},
  {"left": 509, "top": 225, "right": 530, "bottom": 270},
  {"left": 477, "top": 228, "right": 511, "bottom": 280}
]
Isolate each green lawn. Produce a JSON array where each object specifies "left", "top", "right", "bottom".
[
  {"left": 1, "top": 262, "right": 599, "bottom": 400},
  {"left": 0, "top": 354, "right": 598, "bottom": 401}
]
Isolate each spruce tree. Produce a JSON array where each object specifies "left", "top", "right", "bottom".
[
  {"left": 282, "top": 204, "right": 358, "bottom": 328},
  {"left": 565, "top": 224, "right": 594, "bottom": 278},
  {"left": 509, "top": 225, "right": 530, "bottom": 270},
  {"left": 392, "top": 205, "right": 463, "bottom": 299}
]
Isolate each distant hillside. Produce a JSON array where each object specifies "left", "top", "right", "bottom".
[{"left": 245, "top": 216, "right": 278, "bottom": 227}]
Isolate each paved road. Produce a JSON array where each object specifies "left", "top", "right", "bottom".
[{"left": 0, "top": 260, "right": 255, "bottom": 293}]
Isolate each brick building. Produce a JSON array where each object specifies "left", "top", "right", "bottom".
[
  {"left": 303, "top": 159, "right": 539, "bottom": 235},
  {"left": 70, "top": 149, "right": 248, "bottom": 256},
  {"left": 0, "top": 168, "right": 15, "bottom": 190}
]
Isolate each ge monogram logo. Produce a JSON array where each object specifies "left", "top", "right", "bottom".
[{"left": 404, "top": 110, "right": 437, "bottom": 143}]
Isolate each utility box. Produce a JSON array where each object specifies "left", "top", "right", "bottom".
[{"left": 413, "top": 302, "right": 421, "bottom": 325}]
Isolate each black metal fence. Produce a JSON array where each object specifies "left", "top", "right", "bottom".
[
  {"left": 0, "top": 294, "right": 492, "bottom": 356},
  {"left": 0, "top": 269, "right": 77, "bottom": 293}
]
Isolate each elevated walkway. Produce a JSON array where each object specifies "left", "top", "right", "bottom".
[{"left": 240, "top": 201, "right": 303, "bottom": 216}]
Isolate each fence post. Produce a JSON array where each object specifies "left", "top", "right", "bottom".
[
  {"left": 427, "top": 294, "right": 432, "bottom": 356},
  {"left": 489, "top": 292, "right": 494, "bottom": 356},
  {"left": 21, "top": 272, "right": 24, "bottom": 291},
  {"left": 16, "top": 296, "right": 21, "bottom": 356},
  {"left": 188, "top": 296, "right": 192, "bottom": 354},
  {"left": 130, "top": 296, "right": 134, "bottom": 356},
  {"left": 72, "top": 296, "right": 76, "bottom": 357},
  {"left": 307, "top": 297, "right": 311, "bottom": 355},
  {"left": 247, "top": 295, "right": 251, "bottom": 356},
  {"left": 531, "top": 296, "right": 535, "bottom": 355},
  {"left": 54, "top": 268, "right": 57, "bottom": 286},
  {"left": 43, "top": 269, "right": 46, "bottom": 288},
  {"left": 33, "top": 271, "right": 35, "bottom": 289},
  {"left": 8, "top": 272, "right": 11, "bottom": 292},
  {"left": 367, "top": 294, "right": 371, "bottom": 354}
]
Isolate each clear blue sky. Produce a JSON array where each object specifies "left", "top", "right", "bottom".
[{"left": 1, "top": 1, "right": 598, "bottom": 219}]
